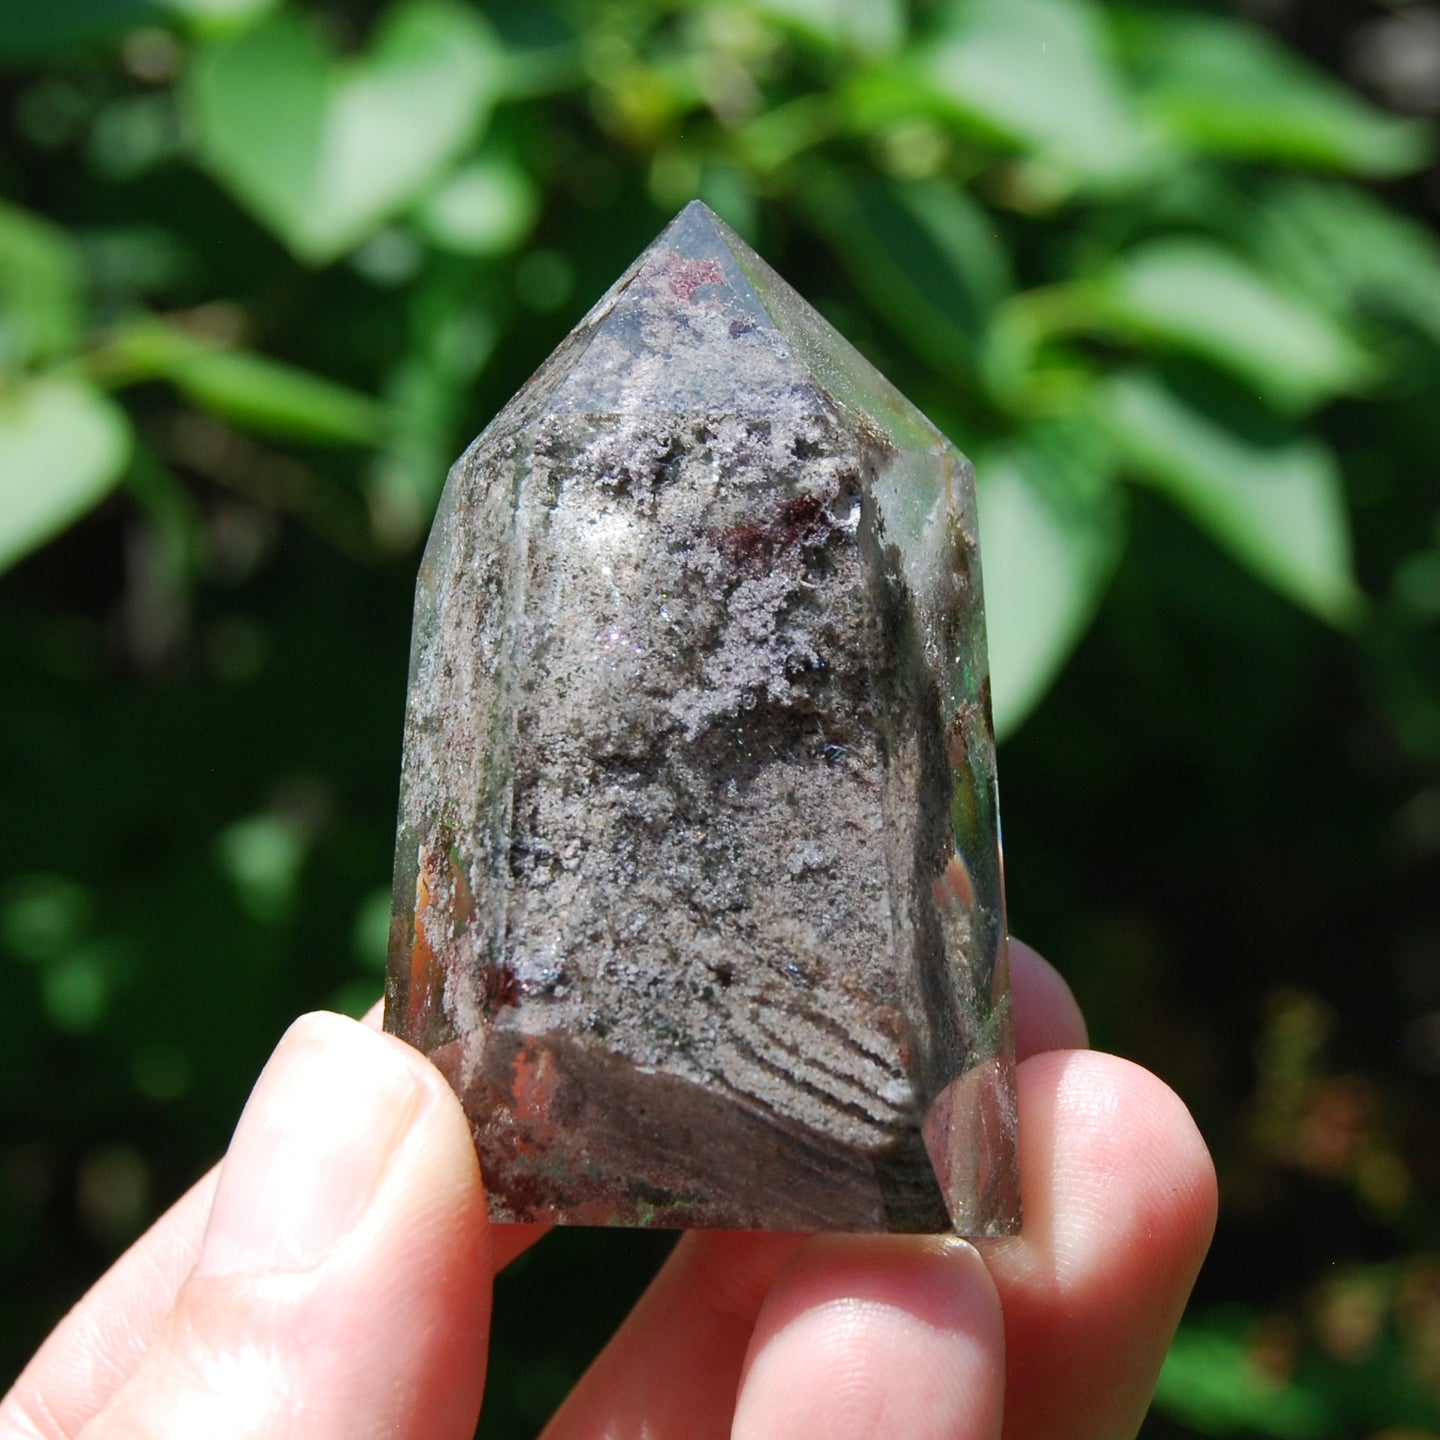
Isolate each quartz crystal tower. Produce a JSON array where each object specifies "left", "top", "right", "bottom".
[{"left": 385, "top": 202, "right": 1019, "bottom": 1235}]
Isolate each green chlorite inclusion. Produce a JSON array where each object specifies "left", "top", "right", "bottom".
[{"left": 385, "top": 202, "right": 1019, "bottom": 1236}]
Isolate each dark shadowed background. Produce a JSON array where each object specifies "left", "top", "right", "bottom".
[{"left": 1, "top": 1, "right": 1437, "bottom": 1435}]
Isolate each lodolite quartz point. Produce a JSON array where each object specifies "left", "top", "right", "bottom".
[{"left": 384, "top": 201, "right": 1019, "bottom": 1236}]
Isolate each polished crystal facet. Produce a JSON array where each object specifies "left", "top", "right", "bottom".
[{"left": 385, "top": 202, "right": 1018, "bottom": 1235}]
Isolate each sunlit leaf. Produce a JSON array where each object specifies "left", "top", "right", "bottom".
[
  {"left": 159, "top": 0, "right": 280, "bottom": 32},
  {"left": 744, "top": 0, "right": 905, "bottom": 55},
  {"left": 1097, "top": 239, "right": 1373, "bottom": 412},
  {"left": 1103, "top": 369, "right": 1360, "bottom": 624},
  {"left": 918, "top": 0, "right": 1153, "bottom": 182},
  {"left": 186, "top": 1, "right": 502, "bottom": 263},
  {"left": 0, "top": 378, "right": 131, "bottom": 573},
  {"left": 976, "top": 425, "right": 1125, "bottom": 736},
  {"left": 1248, "top": 179, "right": 1440, "bottom": 346},
  {"left": 808, "top": 173, "right": 1011, "bottom": 376},
  {"left": 108, "top": 319, "right": 382, "bottom": 444},
  {"left": 1124, "top": 12, "right": 1433, "bottom": 177},
  {"left": 416, "top": 155, "right": 539, "bottom": 257},
  {"left": 0, "top": 201, "right": 83, "bottom": 368}
]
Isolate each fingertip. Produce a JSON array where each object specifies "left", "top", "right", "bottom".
[
  {"left": 195, "top": 1014, "right": 435, "bottom": 1278},
  {"left": 1008, "top": 938, "right": 1088, "bottom": 1059},
  {"left": 83, "top": 1011, "right": 492, "bottom": 1440},
  {"left": 733, "top": 1235, "right": 1004, "bottom": 1440},
  {"left": 1105, "top": 1052, "right": 1217, "bottom": 1256},
  {"left": 542, "top": 1231, "right": 807, "bottom": 1440},
  {"left": 1008, "top": 1049, "right": 1216, "bottom": 1278},
  {"left": 985, "top": 1049, "right": 1216, "bottom": 1440}
]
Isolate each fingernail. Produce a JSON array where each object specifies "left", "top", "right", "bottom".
[{"left": 196, "top": 1014, "right": 421, "bottom": 1277}]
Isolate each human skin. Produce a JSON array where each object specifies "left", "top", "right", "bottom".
[{"left": 0, "top": 940, "right": 1216, "bottom": 1440}]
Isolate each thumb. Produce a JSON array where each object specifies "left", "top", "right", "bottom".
[{"left": 82, "top": 1013, "right": 490, "bottom": 1440}]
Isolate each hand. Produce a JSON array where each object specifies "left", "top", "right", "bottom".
[{"left": 1, "top": 942, "right": 1215, "bottom": 1440}]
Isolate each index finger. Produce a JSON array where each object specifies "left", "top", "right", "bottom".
[{"left": 0, "top": 1002, "right": 547, "bottom": 1440}]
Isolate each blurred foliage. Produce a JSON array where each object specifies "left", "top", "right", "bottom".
[{"left": 0, "top": 0, "right": 1436, "bottom": 1435}]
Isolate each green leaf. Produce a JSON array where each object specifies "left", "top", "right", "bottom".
[
  {"left": 0, "top": 202, "right": 84, "bottom": 369},
  {"left": 1103, "top": 369, "right": 1360, "bottom": 624},
  {"left": 106, "top": 320, "right": 382, "bottom": 445},
  {"left": 976, "top": 425, "right": 1125, "bottom": 736},
  {"left": 808, "top": 173, "right": 1012, "bottom": 376},
  {"left": 416, "top": 155, "right": 539, "bottom": 257},
  {"left": 1156, "top": 1312, "right": 1334, "bottom": 1438},
  {"left": 186, "top": 0, "right": 502, "bottom": 263},
  {"left": 1124, "top": 12, "right": 1433, "bottom": 178},
  {"left": 745, "top": 0, "right": 905, "bottom": 55},
  {"left": 160, "top": 0, "right": 281, "bottom": 33},
  {"left": 918, "top": 0, "right": 1152, "bottom": 182},
  {"left": 1097, "top": 239, "right": 1373, "bottom": 413},
  {"left": 0, "top": 378, "right": 132, "bottom": 573},
  {"left": 1248, "top": 179, "right": 1440, "bottom": 347}
]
